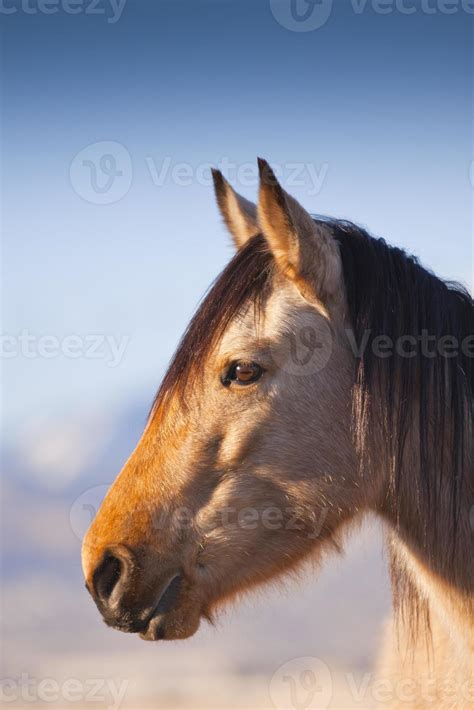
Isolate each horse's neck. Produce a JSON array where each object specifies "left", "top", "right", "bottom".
[
  {"left": 389, "top": 524, "right": 474, "bottom": 663},
  {"left": 376, "top": 404, "right": 473, "bottom": 659}
]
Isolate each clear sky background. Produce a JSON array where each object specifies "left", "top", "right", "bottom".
[{"left": 3, "top": 0, "right": 473, "bottom": 439}]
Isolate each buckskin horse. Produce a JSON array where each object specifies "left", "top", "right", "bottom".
[{"left": 82, "top": 159, "right": 473, "bottom": 708}]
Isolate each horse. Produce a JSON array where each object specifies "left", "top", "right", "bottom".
[{"left": 82, "top": 159, "right": 473, "bottom": 708}]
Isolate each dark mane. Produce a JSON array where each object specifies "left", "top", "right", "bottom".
[
  {"left": 331, "top": 220, "right": 473, "bottom": 635},
  {"left": 152, "top": 221, "right": 472, "bottom": 597},
  {"left": 332, "top": 221, "right": 472, "bottom": 545}
]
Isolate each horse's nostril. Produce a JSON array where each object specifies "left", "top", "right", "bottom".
[{"left": 93, "top": 552, "right": 124, "bottom": 602}]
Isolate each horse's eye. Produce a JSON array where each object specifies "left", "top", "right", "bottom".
[{"left": 223, "top": 361, "right": 264, "bottom": 386}]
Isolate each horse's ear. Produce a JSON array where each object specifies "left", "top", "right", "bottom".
[
  {"left": 257, "top": 158, "right": 342, "bottom": 304},
  {"left": 211, "top": 169, "right": 258, "bottom": 249}
]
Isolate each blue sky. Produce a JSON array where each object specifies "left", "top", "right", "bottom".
[{"left": 3, "top": 0, "right": 472, "bottom": 438}]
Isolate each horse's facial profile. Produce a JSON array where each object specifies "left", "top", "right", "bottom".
[{"left": 81, "top": 160, "right": 379, "bottom": 641}]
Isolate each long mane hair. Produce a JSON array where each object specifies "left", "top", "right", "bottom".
[
  {"left": 334, "top": 221, "right": 472, "bottom": 547},
  {"left": 332, "top": 221, "right": 473, "bottom": 635}
]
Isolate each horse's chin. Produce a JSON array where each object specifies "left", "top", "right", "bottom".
[{"left": 138, "top": 599, "right": 202, "bottom": 642}]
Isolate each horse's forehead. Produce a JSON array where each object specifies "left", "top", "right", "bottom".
[{"left": 218, "top": 279, "right": 304, "bottom": 351}]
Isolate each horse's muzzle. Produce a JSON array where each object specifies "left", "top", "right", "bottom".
[{"left": 86, "top": 545, "right": 183, "bottom": 637}]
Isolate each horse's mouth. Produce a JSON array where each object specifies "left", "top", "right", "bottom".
[
  {"left": 139, "top": 612, "right": 197, "bottom": 641},
  {"left": 139, "top": 573, "right": 182, "bottom": 640},
  {"left": 85, "top": 547, "right": 204, "bottom": 641},
  {"left": 95, "top": 572, "right": 201, "bottom": 640},
  {"left": 138, "top": 574, "right": 202, "bottom": 641}
]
